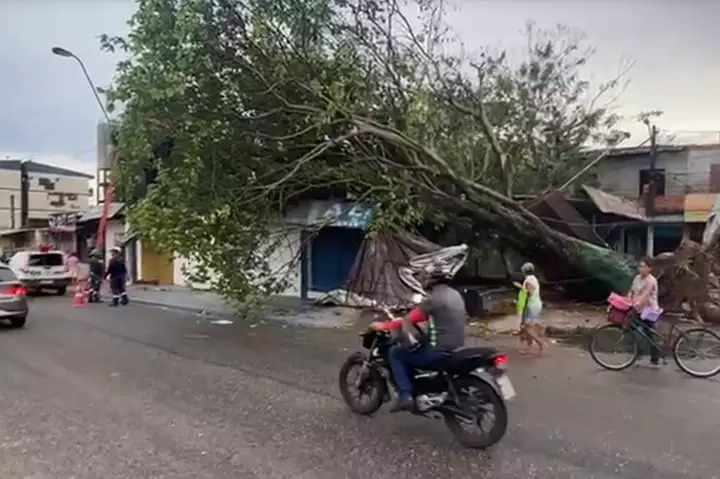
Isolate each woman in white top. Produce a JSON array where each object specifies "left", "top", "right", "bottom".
[
  {"left": 517, "top": 262, "right": 546, "bottom": 355},
  {"left": 629, "top": 259, "right": 661, "bottom": 365}
]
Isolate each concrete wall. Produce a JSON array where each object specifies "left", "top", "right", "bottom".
[
  {"left": 593, "top": 146, "right": 720, "bottom": 198},
  {"left": 172, "top": 228, "right": 302, "bottom": 297},
  {"left": 0, "top": 170, "right": 91, "bottom": 229},
  {"left": 685, "top": 147, "right": 720, "bottom": 192},
  {"left": 104, "top": 219, "right": 126, "bottom": 259},
  {"left": 593, "top": 150, "right": 689, "bottom": 197}
]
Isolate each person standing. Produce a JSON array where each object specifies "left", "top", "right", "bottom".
[
  {"left": 516, "top": 262, "right": 545, "bottom": 355},
  {"left": 66, "top": 251, "right": 79, "bottom": 284},
  {"left": 88, "top": 249, "right": 105, "bottom": 303},
  {"left": 105, "top": 247, "right": 129, "bottom": 306}
]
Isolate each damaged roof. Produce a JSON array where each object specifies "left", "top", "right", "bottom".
[{"left": 582, "top": 185, "right": 647, "bottom": 221}]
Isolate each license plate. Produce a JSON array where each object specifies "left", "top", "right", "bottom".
[
  {"left": 497, "top": 374, "right": 516, "bottom": 400},
  {"left": 40, "top": 279, "right": 54, "bottom": 285}
]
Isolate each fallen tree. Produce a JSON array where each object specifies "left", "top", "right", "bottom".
[{"left": 103, "top": 0, "right": 638, "bottom": 303}]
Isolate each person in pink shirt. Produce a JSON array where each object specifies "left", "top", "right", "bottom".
[{"left": 66, "top": 251, "right": 79, "bottom": 283}]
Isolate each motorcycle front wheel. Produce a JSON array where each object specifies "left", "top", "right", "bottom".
[
  {"left": 338, "top": 352, "right": 386, "bottom": 415},
  {"left": 443, "top": 376, "right": 508, "bottom": 449}
]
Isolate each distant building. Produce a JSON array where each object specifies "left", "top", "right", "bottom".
[
  {"left": 590, "top": 143, "right": 720, "bottom": 256},
  {"left": 0, "top": 159, "right": 93, "bottom": 251}
]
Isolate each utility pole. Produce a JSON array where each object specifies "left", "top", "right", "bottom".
[
  {"left": 645, "top": 124, "right": 659, "bottom": 258},
  {"left": 10, "top": 195, "right": 15, "bottom": 230},
  {"left": 19, "top": 160, "right": 29, "bottom": 228},
  {"left": 646, "top": 125, "right": 659, "bottom": 216}
]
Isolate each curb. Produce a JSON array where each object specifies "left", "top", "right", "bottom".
[
  {"left": 131, "top": 297, "right": 234, "bottom": 321},
  {"left": 468, "top": 324, "right": 596, "bottom": 340}
]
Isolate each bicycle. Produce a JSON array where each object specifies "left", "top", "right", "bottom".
[{"left": 589, "top": 304, "right": 720, "bottom": 378}]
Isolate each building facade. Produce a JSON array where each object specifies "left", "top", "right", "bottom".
[
  {"left": 0, "top": 160, "right": 92, "bottom": 230},
  {"left": 136, "top": 200, "right": 374, "bottom": 299},
  {"left": 591, "top": 144, "right": 720, "bottom": 256},
  {"left": 0, "top": 160, "right": 93, "bottom": 252}
]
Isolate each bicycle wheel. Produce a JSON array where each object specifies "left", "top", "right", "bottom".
[
  {"left": 589, "top": 324, "right": 639, "bottom": 371},
  {"left": 672, "top": 327, "right": 720, "bottom": 378}
]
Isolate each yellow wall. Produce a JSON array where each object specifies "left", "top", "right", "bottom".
[{"left": 140, "top": 242, "right": 174, "bottom": 285}]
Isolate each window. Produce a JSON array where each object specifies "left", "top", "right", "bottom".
[
  {"left": 28, "top": 253, "right": 64, "bottom": 267},
  {"left": 710, "top": 164, "right": 720, "bottom": 193},
  {"left": 639, "top": 168, "right": 666, "bottom": 196}
]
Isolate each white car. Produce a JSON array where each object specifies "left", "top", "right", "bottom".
[{"left": 9, "top": 249, "right": 71, "bottom": 295}]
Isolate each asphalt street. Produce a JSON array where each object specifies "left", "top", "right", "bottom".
[{"left": 0, "top": 296, "right": 718, "bottom": 479}]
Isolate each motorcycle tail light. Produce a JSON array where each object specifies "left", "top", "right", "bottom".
[{"left": 493, "top": 354, "right": 508, "bottom": 367}]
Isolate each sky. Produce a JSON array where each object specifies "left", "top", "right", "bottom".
[{"left": 1, "top": 0, "right": 719, "bottom": 178}]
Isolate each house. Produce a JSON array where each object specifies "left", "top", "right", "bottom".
[
  {"left": 0, "top": 159, "right": 93, "bottom": 252},
  {"left": 81, "top": 198, "right": 372, "bottom": 297},
  {"left": 589, "top": 144, "right": 720, "bottom": 256},
  {"left": 173, "top": 199, "right": 374, "bottom": 299}
]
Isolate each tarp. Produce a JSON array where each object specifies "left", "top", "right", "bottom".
[{"left": 343, "top": 230, "right": 442, "bottom": 309}]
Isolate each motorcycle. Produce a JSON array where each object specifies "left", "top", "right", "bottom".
[{"left": 338, "top": 306, "right": 515, "bottom": 449}]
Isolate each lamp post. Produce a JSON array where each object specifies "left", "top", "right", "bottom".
[
  {"left": 52, "top": 46, "right": 115, "bottom": 252},
  {"left": 51, "top": 47, "right": 111, "bottom": 123}
]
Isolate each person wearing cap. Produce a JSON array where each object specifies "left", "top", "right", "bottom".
[
  {"left": 515, "top": 262, "right": 545, "bottom": 355},
  {"left": 105, "top": 247, "right": 129, "bottom": 306}
]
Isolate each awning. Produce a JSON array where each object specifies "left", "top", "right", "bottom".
[
  {"left": 77, "top": 202, "right": 125, "bottom": 223},
  {"left": 285, "top": 200, "right": 375, "bottom": 229},
  {"left": 582, "top": 185, "right": 647, "bottom": 221},
  {"left": 684, "top": 193, "right": 719, "bottom": 223},
  {"left": 120, "top": 229, "right": 138, "bottom": 246}
]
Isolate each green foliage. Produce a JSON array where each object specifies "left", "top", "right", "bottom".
[{"left": 103, "top": 0, "right": 632, "bottom": 303}]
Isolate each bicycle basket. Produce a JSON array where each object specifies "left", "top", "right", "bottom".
[
  {"left": 608, "top": 307, "right": 628, "bottom": 326},
  {"left": 640, "top": 307, "right": 663, "bottom": 323}
]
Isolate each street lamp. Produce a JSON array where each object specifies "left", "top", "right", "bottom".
[
  {"left": 52, "top": 45, "right": 115, "bottom": 251},
  {"left": 51, "top": 46, "right": 111, "bottom": 123}
]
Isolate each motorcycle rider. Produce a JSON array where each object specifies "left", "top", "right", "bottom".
[
  {"left": 88, "top": 249, "right": 105, "bottom": 302},
  {"left": 105, "top": 247, "right": 129, "bottom": 306},
  {"left": 370, "top": 248, "right": 468, "bottom": 413}
]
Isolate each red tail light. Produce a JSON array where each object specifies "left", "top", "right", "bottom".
[
  {"left": 3, "top": 286, "right": 26, "bottom": 296},
  {"left": 493, "top": 354, "right": 508, "bottom": 367}
]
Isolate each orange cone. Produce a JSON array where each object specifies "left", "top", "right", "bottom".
[{"left": 73, "top": 281, "right": 86, "bottom": 308}]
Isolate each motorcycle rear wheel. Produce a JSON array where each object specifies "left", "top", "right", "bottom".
[
  {"left": 443, "top": 376, "right": 507, "bottom": 449},
  {"left": 338, "top": 352, "right": 385, "bottom": 415}
]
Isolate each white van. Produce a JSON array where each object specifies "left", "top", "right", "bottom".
[{"left": 9, "top": 249, "right": 70, "bottom": 295}]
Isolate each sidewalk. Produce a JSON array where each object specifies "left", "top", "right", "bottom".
[
  {"left": 128, "top": 285, "right": 605, "bottom": 336},
  {"left": 128, "top": 285, "right": 362, "bottom": 328},
  {"left": 472, "top": 304, "right": 607, "bottom": 338}
]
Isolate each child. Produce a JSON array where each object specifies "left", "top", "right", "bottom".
[{"left": 516, "top": 262, "right": 545, "bottom": 355}]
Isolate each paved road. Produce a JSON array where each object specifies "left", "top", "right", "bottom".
[{"left": 0, "top": 298, "right": 718, "bottom": 479}]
